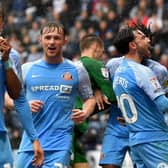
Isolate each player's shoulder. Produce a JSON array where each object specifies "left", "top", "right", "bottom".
[
  {"left": 73, "top": 59, "right": 86, "bottom": 71},
  {"left": 22, "top": 59, "right": 41, "bottom": 69},
  {"left": 64, "top": 58, "right": 76, "bottom": 66},
  {"left": 123, "top": 59, "right": 152, "bottom": 79},
  {"left": 22, "top": 59, "right": 42, "bottom": 80},
  {"left": 62, "top": 58, "right": 82, "bottom": 71},
  {"left": 71, "top": 59, "right": 91, "bottom": 78},
  {"left": 9, "top": 48, "right": 20, "bottom": 62},
  {"left": 106, "top": 56, "right": 124, "bottom": 68},
  {"left": 10, "top": 48, "right": 20, "bottom": 57},
  {"left": 129, "top": 60, "right": 150, "bottom": 71},
  {"left": 22, "top": 59, "right": 42, "bottom": 76},
  {"left": 146, "top": 59, "right": 167, "bottom": 74},
  {"left": 80, "top": 56, "right": 102, "bottom": 67},
  {"left": 63, "top": 58, "right": 87, "bottom": 76}
]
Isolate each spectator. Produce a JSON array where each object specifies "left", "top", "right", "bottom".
[{"left": 159, "top": 53, "right": 168, "bottom": 69}]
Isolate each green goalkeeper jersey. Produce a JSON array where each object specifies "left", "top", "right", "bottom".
[
  {"left": 75, "top": 56, "right": 116, "bottom": 109},
  {"left": 72, "top": 56, "right": 116, "bottom": 164}
]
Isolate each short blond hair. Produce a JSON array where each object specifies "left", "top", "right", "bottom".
[{"left": 80, "top": 34, "right": 104, "bottom": 52}]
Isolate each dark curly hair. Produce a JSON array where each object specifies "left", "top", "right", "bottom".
[
  {"left": 113, "top": 23, "right": 153, "bottom": 55},
  {"left": 131, "top": 23, "right": 153, "bottom": 41}
]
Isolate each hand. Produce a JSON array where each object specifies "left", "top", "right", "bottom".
[
  {"left": 71, "top": 109, "right": 88, "bottom": 124},
  {"left": 0, "top": 37, "right": 11, "bottom": 62},
  {"left": 94, "top": 90, "right": 111, "bottom": 110},
  {"left": 32, "top": 140, "right": 44, "bottom": 167},
  {"left": 29, "top": 100, "right": 44, "bottom": 112}
]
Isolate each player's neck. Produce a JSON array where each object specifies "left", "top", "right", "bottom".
[
  {"left": 81, "top": 52, "right": 93, "bottom": 58},
  {"left": 81, "top": 48, "right": 95, "bottom": 58},
  {"left": 44, "top": 55, "right": 64, "bottom": 64},
  {"left": 125, "top": 53, "right": 142, "bottom": 63}
]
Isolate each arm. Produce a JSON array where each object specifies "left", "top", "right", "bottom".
[
  {"left": 13, "top": 90, "right": 38, "bottom": 142},
  {"left": 72, "top": 61, "right": 96, "bottom": 123},
  {"left": 82, "top": 97, "right": 96, "bottom": 117},
  {"left": 13, "top": 91, "right": 44, "bottom": 166},
  {"left": 5, "top": 91, "right": 44, "bottom": 166},
  {"left": 146, "top": 59, "right": 168, "bottom": 95},
  {"left": 80, "top": 58, "right": 114, "bottom": 114},
  {"left": 4, "top": 92, "right": 15, "bottom": 110},
  {"left": 5, "top": 65, "right": 22, "bottom": 99},
  {"left": 154, "top": 95, "right": 168, "bottom": 126},
  {"left": 72, "top": 97, "right": 96, "bottom": 123},
  {"left": 0, "top": 37, "right": 21, "bottom": 99},
  {"left": 94, "top": 89, "right": 111, "bottom": 111},
  {"left": 154, "top": 95, "right": 168, "bottom": 112},
  {"left": 4, "top": 48, "right": 44, "bottom": 166},
  {"left": 83, "top": 59, "right": 116, "bottom": 102}
]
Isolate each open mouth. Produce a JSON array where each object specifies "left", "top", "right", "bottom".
[{"left": 48, "top": 47, "right": 57, "bottom": 53}]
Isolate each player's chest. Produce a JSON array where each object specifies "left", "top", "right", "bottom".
[{"left": 26, "top": 68, "right": 78, "bottom": 89}]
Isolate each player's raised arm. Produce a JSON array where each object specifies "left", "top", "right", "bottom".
[{"left": 0, "top": 37, "right": 21, "bottom": 99}]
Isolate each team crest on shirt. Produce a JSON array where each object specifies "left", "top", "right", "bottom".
[
  {"left": 157, "top": 162, "right": 168, "bottom": 168},
  {"left": 150, "top": 76, "right": 162, "bottom": 92},
  {"left": 101, "top": 68, "right": 109, "bottom": 79},
  {"left": 62, "top": 72, "right": 72, "bottom": 80}
]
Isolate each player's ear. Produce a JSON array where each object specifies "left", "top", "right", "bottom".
[
  {"left": 38, "top": 35, "right": 42, "bottom": 44},
  {"left": 129, "top": 41, "right": 136, "bottom": 50},
  {"left": 63, "top": 35, "right": 68, "bottom": 45}
]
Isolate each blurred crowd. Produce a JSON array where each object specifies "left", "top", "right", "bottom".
[{"left": 2, "top": 0, "right": 168, "bottom": 151}]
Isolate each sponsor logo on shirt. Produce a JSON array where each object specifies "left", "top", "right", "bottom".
[
  {"left": 101, "top": 68, "right": 109, "bottom": 79},
  {"left": 31, "top": 85, "right": 60, "bottom": 91},
  {"left": 60, "top": 85, "right": 72, "bottom": 94},
  {"left": 150, "top": 76, "right": 162, "bottom": 92},
  {"left": 31, "top": 85, "right": 72, "bottom": 94},
  {"left": 62, "top": 72, "right": 72, "bottom": 80}
]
